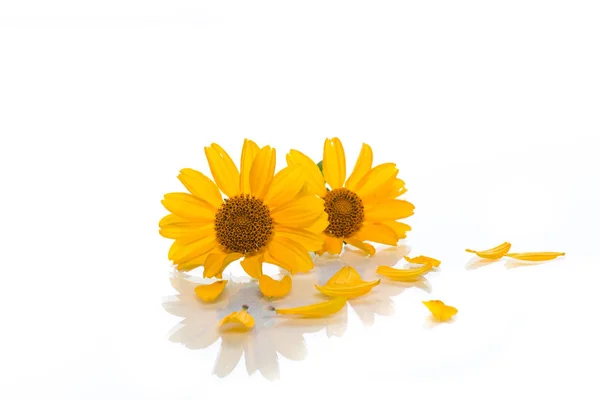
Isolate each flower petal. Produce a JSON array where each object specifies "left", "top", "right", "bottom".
[
  {"left": 267, "top": 236, "right": 313, "bottom": 274},
  {"left": 323, "top": 137, "right": 346, "bottom": 189},
  {"left": 263, "top": 164, "right": 306, "bottom": 208},
  {"left": 286, "top": 149, "right": 327, "bottom": 197},
  {"left": 465, "top": 242, "right": 512, "bottom": 260},
  {"left": 194, "top": 280, "right": 227, "bottom": 302},
  {"left": 353, "top": 223, "right": 399, "bottom": 246},
  {"left": 344, "top": 238, "right": 375, "bottom": 256},
  {"left": 203, "top": 249, "right": 243, "bottom": 278},
  {"left": 326, "top": 266, "right": 364, "bottom": 285},
  {"left": 404, "top": 255, "right": 441, "bottom": 268},
  {"left": 271, "top": 195, "right": 325, "bottom": 228},
  {"left": 354, "top": 163, "right": 398, "bottom": 198},
  {"left": 239, "top": 139, "right": 260, "bottom": 194},
  {"left": 274, "top": 227, "right": 324, "bottom": 252},
  {"left": 274, "top": 297, "right": 347, "bottom": 317},
  {"left": 250, "top": 146, "right": 276, "bottom": 199},
  {"left": 177, "top": 168, "right": 223, "bottom": 208},
  {"left": 377, "top": 264, "right": 434, "bottom": 281},
  {"left": 423, "top": 300, "right": 458, "bottom": 322},
  {"left": 159, "top": 222, "right": 214, "bottom": 240},
  {"left": 171, "top": 236, "right": 217, "bottom": 264},
  {"left": 323, "top": 235, "right": 344, "bottom": 255},
  {"left": 345, "top": 143, "right": 373, "bottom": 191},
  {"left": 204, "top": 143, "right": 240, "bottom": 198},
  {"left": 240, "top": 253, "right": 263, "bottom": 278},
  {"left": 316, "top": 280, "right": 380, "bottom": 299},
  {"left": 381, "top": 221, "right": 412, "bottom": 239},
  {"left": 175, "top": 253, "right": 209, "bottom": 272},
  {"left": 259, "top": 275, "right": 292, "bottom": 298},
  {"left": 504, "top": 252, "right": 566, "bottom": 261},
  {"left": 219, "top": 310, "right": 255, "bottom": 330},
  {"left": 161, "top": 193, "right": 216, "bottom": 222},
  {"left": 364, "top": 199, "right": 415, "bottom": 222}
]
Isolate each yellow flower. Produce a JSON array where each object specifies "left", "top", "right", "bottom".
[
  {"left": 422, "top": 300, "right": 458, "bottom": 322},
  {"left": 287, "top": 138, "right": 413, "bottom": 256},
  {"left": 315, "top": 266, "right": 380, "bottom": 299},
  {"left": 160, "top": 140, "right": 328, "bottom": 278}
]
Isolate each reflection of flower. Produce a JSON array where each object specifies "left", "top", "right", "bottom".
[{"left": 162, "top": 246, "right": 425, "bottom": 379}]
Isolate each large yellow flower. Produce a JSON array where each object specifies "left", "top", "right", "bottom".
[
  {"left": 287, "top": 138, "right": 414, "bottom": 256},
  {"left": 159, "top": 140, "right": 328, "bottom": 278}
]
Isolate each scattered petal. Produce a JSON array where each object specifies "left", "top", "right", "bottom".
[
  {"left": 423, "top": 300, "right": 458, "bottom": 322},
  {"left": 259, "top": 275, "right": 292, "bottom": 298},
  {"left": 465, "top": 242, "right": 512, "bottom": 259},
  {"left": 316, "top": 266, "right": 380, "bottom": 299},
  {"left": 377, "top": 264, "right": 434, "bottom": 281},
  {"left": 219, "top": 310, "right": 255, "bottom": 331},
  {"left": 326, "top": 266, "right": 363, "bottom": 286},
  {"left": 505, "top": 252, "right": 566, "bottom": 261},
  {"left": 274, "top": 297, "right": 347, "bottom": 317},
  {"left": 404, "top": 255, "right": 441, "bottom": 268},
  {"left": 194, "top": 280, "right": 227, "bottom": 302}
]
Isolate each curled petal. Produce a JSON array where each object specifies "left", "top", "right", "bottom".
[
  {"left": 275, "top": 297, "right": 346, "bottom": 318},
  {"left": 465, "top": 242, "right": 511, "bottom": 260},
  {"left": 327, "top": 266, "right": 363, "bottom": 285},
  {"left": 505, "top": 252, "right": 565, "bottom": 261},
  {"left": 345, "top": 238, "right": 375, "bottom": 256},
  {"left": 423, "top": 300, "right": 458, "bottom": 322},
  {"left": 377, "top": 264, "right": 433, "bottom": 281},
  {"left": 404, "top": 255, "right": 441, "bottom": 268},
  {"left": 194, "top": 280, "right": 227, "bottom": 302},
  {"left": 316, "top": 280, "right": 380, "bottom": 299},
  {"left": 219, "top": 310, "right": 255, "bottom": 331},
  {"left": 259, "top": 275, "right": 292, "bottom": 298}
]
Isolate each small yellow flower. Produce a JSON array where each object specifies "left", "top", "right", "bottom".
[
  {"left": 219, "top": 309, "right": 255, "bottom": 331},
  {"left": 315, "top": 266, "right": 380, "bottom": 299},
  {"left": 159, "top": 140, "right": 328, "bottom": 278},
  {"left": 505, "top": 252, "right": 565, "bottom": 261},
  {"left": 404, "top": 255, "right": 441, "bottom": 268},
  {"left": 287, "top": 138, "right": 413, "bottom": 256},
  {"left": 377, "top": 264, "right": 433, "bottom": 281},
  {"left": 194, "top": 280, "right": 227, "bottom": 302},
  {"left": 422, "top": 300, "right": 458, "bottom": 322},
  {"left": 258, "top": 275, "right": 292, "bottom": 298},
  {"left": 274, "top": 297, "right": 347, "bottom": 317},
  {"left": 465, "top": 242, "right": 512, "bottom": 259}
]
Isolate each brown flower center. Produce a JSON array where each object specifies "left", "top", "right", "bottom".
[
  {"left": 214, "top": 194, "right": 274, "bottom": 254},
  {"left": 323, "top": 188, "right": 364, "bottom": 238}
]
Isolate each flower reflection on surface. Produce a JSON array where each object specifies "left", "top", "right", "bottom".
[{"left": 162, "top": 245, "right": 427, "bottom": 380}]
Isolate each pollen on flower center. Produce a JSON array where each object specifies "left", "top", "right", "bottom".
[
  {"left": 323, "top": 188, "right": 364, "bottom": 238},
  {"left": 214, "top": 194, "right": 274, "bottom": 254}
]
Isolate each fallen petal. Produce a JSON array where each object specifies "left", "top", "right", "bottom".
[
  {"left": 315, "top": 280, "right": 380, "bottom": 299},
  {"left": 404, "top": 255, "right": 441, "bottom": 268},
  {"left": 259, "top": 275, "right": 292, "bottom": 298},
  {"left": 219, "top": 310, "right": 255, "bottom": 330},
  {"left": 377, "top": 264, "right": 433, "bottom": 281},
  {"left": 422, "top": 300, "right": 458, "bottom": 322},
  {"left": 465, "top": 242, "right": 511, "bottom": 259},
  {"left": 326, "top": 266, "right": 363, "bottom": 286},
  {"left": 194, "top": 280, "right": 227, "bottom": 302},
  {"left": 275, "top": 297, "right": 346, "bottom": 317},
  {"left": 505, "top": 252, "right": 565, "bottom": 261}
]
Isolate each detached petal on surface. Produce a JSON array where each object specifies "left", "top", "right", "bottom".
[
  {"left": 259, "top": 275, "right": 292, "bottom": 298},
  {"left": 423, "top": 300, "right": 458, "bottom": 322},
  {"left": 194, "top": 280, "right": 227, "bottom": 302},
  {"left": 315, "top": 266, "right": 380, "bottom": 299},
  {"left": 219, "top": 310, "right": 255, "bottom": 331},
  {"left": 274, "top": 297, "right": 347, "bottom": 317},
  {"left": 377, "top": 264, "right": 434, "bottom": 282},
  {"left": 505, "top": 252, "right": 566, "bottom": 261},
  {"left": 404, "top": 255, "right": 441, "bottom": 268},
  {"left": 465, "top": 242, "right": 511, "bottom": 259}
]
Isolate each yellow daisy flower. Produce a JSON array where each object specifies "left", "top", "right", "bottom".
[
  {"left": 159, "top": 140, "right": 328, "bottom": 278},
  {"left": 287, "top": 138, "right": 414, "bottom": 256}
]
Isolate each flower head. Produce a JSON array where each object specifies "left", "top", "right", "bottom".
[
  {"left": 287, "top": 138, "right": 414, "bottom": 256},
  {"left": 160, "top": 140, "right": 328, "bottom": 278}
]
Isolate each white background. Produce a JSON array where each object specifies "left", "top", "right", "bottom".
[{"left": 1, "top": 1, "right": 599, "bottom": 399}]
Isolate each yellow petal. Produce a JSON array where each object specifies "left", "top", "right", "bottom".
[
  {"left": 382, "top": 221, "right": 412, "bottom": 239},
  {"left": 422, "top": 300, "right": 458, "bottom": 322},
  {"left": 259, "top": 275, "right": 292, "bottom": 298},
  {"left": 323, "top": 137, "right": 346, "bottom": 189},
  {"left": 263, "top": 164, "right": 305, "bottom": 208},
  {"left": 326, "top": 266, "right": 364, "bottom": 286},
  {"left": 505, "top": 252, "right": 566, "bottom": 261},
  {"left": 239, "top": 139, "right": 260, "bottom": 194},
  {"left": 219, "top": 310, "right": 255, "bottom": 330},
  {"left": 274, "top": 297, "right": 347, "bottom": 317},
  {"left": 204, "top": 143, "right": 240, "bottom": 198},
  {"left": 465, "top": 242, "right": 512, "bottom": 260},
  {"left": 353, "top": 223, "right": 399, "bottom": 246},
  {"left": 161, "top": 193, "right": 216, "bottom": 222},
  {"left": 175, "top": 253, "right": 209, "bottom": 272},
  {"left": 404, "top": 255, "right": 441, "bottom": 268},
  {"left": 364, "top": 200, "right": 415, "bottom": 222},
  {"left": 274, "top": 228, "right": 324, "bottom": 252},
  {"left": 203, "top": 250, "right": 243, "bottom": 278},
  {"left": 171, "top": 236, "right": 217, "bottom": 264},
  {"left": 316, "top": 280, "right": 380, "bottom": 299},
  {"left": 377, "top": 264, "right": 434, "bottom": 281},
  {"left": 305, "top": 212, "right": 330, "bottom": 234},
  {"left": 159, "top": 222, "right": 214, "bottom": 240},
  {"left": 240, "top": 253, "right": 263, "bottom": 278},
  {"left": 250, "top": 146, "right": 276, "bottom": 199},
  {"left": 345, "top": 143, "right": 373, "bottom": 191},
  {"left": 267, "top": 236, "right": 313, "bottom": 274},
  {"left": 345, "top": 238, "right": 375, "bottom": 256},
  {"left": 271, "top": 195, "right": 325, "bottom": 228},
  {"left": 323, "top": 235, "right": 344, "bottom": 255},
  {"left": 194, "top": 280, "right": 227, "bottom": 302},
  {"left": 177, "top": 168, "right": 223, "bottom": 208},
  {"left": 354, "top": 163, "right": 398, "bottom": 198},
  {"left": 286, "top": 149, "right": 327, "bottom": 197}
]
